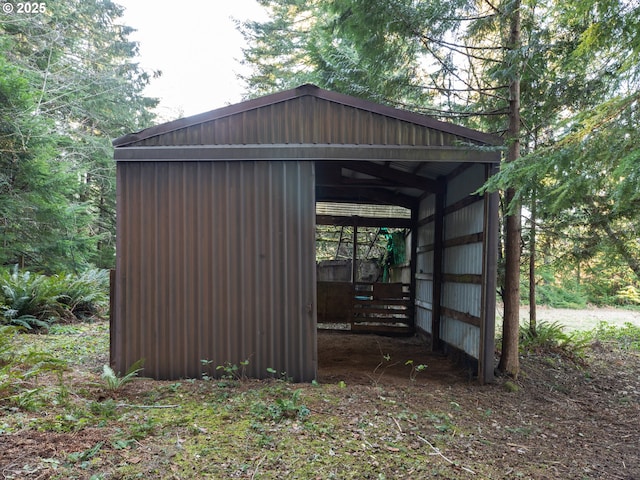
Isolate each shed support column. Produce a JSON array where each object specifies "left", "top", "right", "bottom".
[
  {"left": 431, "top": 185, "right": 445, "bottom": 351},
  {"left": 480, "top": 166, "right": 499, "bottom": 383},
  {"left": 351, "top": 223, "right": 358, "bottom": 284},
  {"left": 409, "top": 208, "right": 418, "bottom": 328}
]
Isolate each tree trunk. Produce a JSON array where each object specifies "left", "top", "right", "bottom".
[{"left": 497, "top": 0, "right": 522, "bottom": 377}]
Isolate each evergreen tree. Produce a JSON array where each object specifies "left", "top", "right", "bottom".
[
  {"left": 238, "top": 0, "right": 639, "bottom": 375},
  {"left": 0, "top": 0, "right": 158, "bottom": 271}
]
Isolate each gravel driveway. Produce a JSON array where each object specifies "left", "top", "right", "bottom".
[{"left": 494, "top": 305, "right": 640, "bottom": 331}]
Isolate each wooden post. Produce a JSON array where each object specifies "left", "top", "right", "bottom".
[
  {"left": 351, "top": 222, "right": 358, "bottom": 284},
  {"left": 480, "top": 164, "right": 499, "bottom": 384},
  {"left": 109, "top": 269, "right": 116, "bottom": 367},
  {"left": 409, "top": 208, "right": 418, "bottom": 329},
  {"left": 431, "top": 185, "right": 445, "bottom": 351}
]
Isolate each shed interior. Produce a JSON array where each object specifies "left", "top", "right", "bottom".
[
  {"left": 112, "top": 84, "right": 500, "bottom": 384},
  {"left": 312, "top": 157, "right": 498, "bottom": 369}
]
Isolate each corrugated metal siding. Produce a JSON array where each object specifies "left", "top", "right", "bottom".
[
  {"left": 446, "top": 164, "right": 486, "bottom": 205},
  {"left": 415, "top": 306, "right": 433, "bottom": 334},
  {"left": 443, "top": 244, "right": 483, "bottom": 275},
  {"left": 419, "top": 194, "right": 436, "bottom": 219},
  {"left": 316, "top": 202, "right": 411, "bottom": 218},
  {"left": 415, "top": 274, "right": 433, "bottom": 334},
  {"left": 131, "top": 97, "right": 472, "bottom": 148},
  {"left": 439, "top": 164, "right": 486, "bottom": 358},
  {"left": 415, "top": 194, "right": 436, "bottom": 334},
  {"left": 114, "top": 160, "right": 317, "bottom": 381},
  {"left": 441, "top": 317, "right": 480, "bottom": 359},
  {"left": 417, "top": 250, "right": 434, "bottom": 275},
  {"left": 413, "top": 164, "right": 494, "bottom": 363},
  {"left": 442, "top": 284, "right": 481, "bottom": 317},
  {"left": 444, "top": 202, "right": 484, "bottom": 240}
]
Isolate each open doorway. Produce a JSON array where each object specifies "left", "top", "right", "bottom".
[{"left": 315, "top": 202, "right": 414, "bottom": 335}]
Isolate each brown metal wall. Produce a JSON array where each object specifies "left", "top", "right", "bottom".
[
  {"left": 131, "top": 96, "right": 470, "bottom": 148},
  {"left": 114, "top": 160, "right": 317, "bottom": 381}
]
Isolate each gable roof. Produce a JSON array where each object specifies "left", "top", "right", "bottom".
[{"left": 113, "top": 84, "right": 502, "bottom": 148}]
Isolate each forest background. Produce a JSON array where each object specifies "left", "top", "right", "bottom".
[{"left": 0, "top": 0, "right": 639, "bottom": 337}]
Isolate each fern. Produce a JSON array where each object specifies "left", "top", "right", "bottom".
[
  {"left": 101, "top": 359, "right": 144, "bottom": 391},
  {"left": 56, "top": 269, "right": 109, "bottom": 319},
  {"left": 0, "top": 325, "right": 67, "bottom": 409},
  {"left": 520, "top": 321, "right": 589, "bottom": 358},
  {"left": 0, "top": 266, "right": 109, "bottom": 328},
  {"left": 0, "top": 325, "right": 19, "bottom": 365}
]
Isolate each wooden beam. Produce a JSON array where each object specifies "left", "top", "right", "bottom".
[
  {"left": 442, "top": 273, "right": 483, "bottom": 284},
  {"left": 409, "top": 207, "right": 418, "bottom": 329},
  {"left": 352, "top": 224, "right": 358, "bottom": 283},
  {"left": 441, "top": 306, "right": 481, "bottom": 328},
  {"left": 444, "top": 233, "right": 484, "bottom": 248},
  {"left": 480, "top": 164, "right": 499, "bottom": 384}
]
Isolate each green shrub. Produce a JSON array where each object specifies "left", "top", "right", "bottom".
[
  {"left": 532, "top": 283, "right": 587, "bottom": 309},
  {"left": 54, "top": 269, "right": 109, "bottom": 319},
  {"left": 100, "top": 359, "right": 144, "bottom": 391},
  {"left": 520, "top": 321, "right": 589, "bottom": 357},
  {"left": 0, "top": 267, "right": 59, "bottom": 329},
  {"left": 0, "top": 266, "right": 109, "bottom": 329},
  {"left": 0, "top": 324, "right": 18, "bottom": 365},
  {"left": 615, "top": 285, "right": 640, "bottom": 306},
  {"left": 587, "top": 321, "right": 640, "bottom": 351}
]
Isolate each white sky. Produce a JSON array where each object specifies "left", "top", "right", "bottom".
[{"left": 118, "top": 0, "right": 268, "bottom": 121}]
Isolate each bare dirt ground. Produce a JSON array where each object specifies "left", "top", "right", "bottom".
[{"left": 317, "top": 330, "right": 640, "bottom": 479}]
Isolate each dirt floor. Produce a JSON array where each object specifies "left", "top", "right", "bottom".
[{"left": 318, "top": 331, "right": 467, "bottom": 386}]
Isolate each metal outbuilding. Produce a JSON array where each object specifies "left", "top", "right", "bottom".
[{"left": 111, "top": 84, "right": 501, "bottom": 383}]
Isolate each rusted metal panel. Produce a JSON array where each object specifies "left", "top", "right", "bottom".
[{"left": 114, "top": 160, "right": 317, "bottom": 381}]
